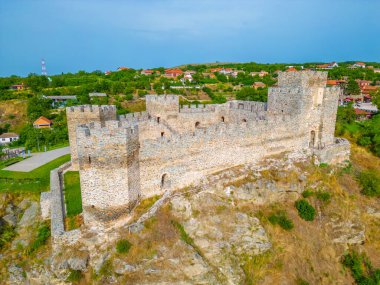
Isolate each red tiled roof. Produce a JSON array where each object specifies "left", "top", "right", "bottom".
[
  {"left": 355, "top": 109, "right": 371, "bottom": 115},
  {"left": 33, "top": 116, "right": 52, "bottom": 125},
  {"left": 286, "top": 67, "right": 297, "bottom": 72}
]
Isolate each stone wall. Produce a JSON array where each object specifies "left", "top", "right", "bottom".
[{"left": 50, "top": 162, "right": 72, "bottom": 237}]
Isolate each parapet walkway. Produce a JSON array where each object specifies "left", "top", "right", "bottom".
[{"left": 3, "top": 146, "right": 70, "bottom": 172}]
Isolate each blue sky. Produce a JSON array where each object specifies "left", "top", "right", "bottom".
[{"left": 0, "top": 0, "right": 379, "bottom": 76}]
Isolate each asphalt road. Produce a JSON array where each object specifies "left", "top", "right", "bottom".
[{"left": 3, "top": 146, "right": 70, "bottom": 172}]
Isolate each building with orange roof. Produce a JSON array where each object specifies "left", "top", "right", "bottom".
[
  {"left": 316, "top": 62, "right": 338, "bottom": 69},
  {"left": 141, "top": 69, "right": 154, "bottom": 75},
  {"left": 164, "top": 69, "right": 183, "bottom": 78},
  {"left": 286, "top": 67, "right": 297, "bottom": 72},
  {"left": 33, "top": 116, "right": 52, "bottom": 129},
  {"left": 352, "top": 62, "right": 366, "bottom": 68}
]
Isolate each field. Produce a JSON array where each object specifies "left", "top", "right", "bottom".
[
  {"left": 0, "top": 154, "right": 71, "bottom": 193},
  {"left": 64, "top": 171, "right": 82, "bottom": 217}
]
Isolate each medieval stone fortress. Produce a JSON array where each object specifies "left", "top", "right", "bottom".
[{"left": 61, "top": 71, "right": 350, "bottom": 229}]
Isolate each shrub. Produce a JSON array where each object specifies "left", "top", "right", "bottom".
[
  {"left": 268, "top": 212, "right": 294, "bottom": 230},
  {"left": 315, "top": 191, "right": 331, "bottom": 202},
  {"left": 342, "top": 251, "right": 380, "bottom": 285},
  {"left": 302, "top": 189, "right": 314, "bottom": 198},
  {"left": 319, "top": 163, "right": 329, "bottom": 168},
  {"left": 27, "top": 223, "right": 50, "bottom": 254},
  {"left": 66, "top": 270, "right": 82, "bottom": 282},
  {"left": 295, "top": 199, "right": 315, "bottom": 221},
  {"left": 0, "top": 224, "right": 17, "bottom": 249},
  {"left": 358, "top": 170, "right": 380, "bottom": 197},
  {"left": 116, "top": 239, "right": 132, "bottom": 254}
]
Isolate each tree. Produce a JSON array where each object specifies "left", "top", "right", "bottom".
[
  {"left": 345, "top": 79, "right": 361, "bottom": 95},
  {"left": 370, "top": 89, "right": 380, "bottom": 109},
  {"left": 27, "top": 96, "right": 52, "bottom": 121}
]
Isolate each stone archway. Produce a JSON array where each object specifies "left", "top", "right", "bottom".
[{"left": 195, "top": 122, "right": 200, "bottom": 128}]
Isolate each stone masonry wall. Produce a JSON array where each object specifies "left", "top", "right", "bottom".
[{"left": 66, "top": 105, "right": 116, "bottom": 170}]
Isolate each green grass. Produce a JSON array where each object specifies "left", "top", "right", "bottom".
[
  {"left": 64, "top": 171, "right": 82, "bottom": 217},
  {"left": 0, "top": 154, "right": 71, "bottom": 193},
  {"left": 0, "top": 157, "right": 24, "bottom": 169},
  {"left": 25, "top": 222, "right": 50, "bottom": 255}
]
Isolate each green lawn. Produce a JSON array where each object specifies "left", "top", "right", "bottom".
[
  {"left": 0, "top": 157, "right": 24, "bottom": 169},
  {"left": 63, "top": 171, "right": 82, "bottom": 217},
  {"left": 0, "top": 154, "right": 71, "bottom": 193}
]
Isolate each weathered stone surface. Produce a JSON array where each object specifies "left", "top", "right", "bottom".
[
  {"left": 171, "top": 191, "right": 271, "bottom": 284},
  {"left": 18, "top": 201, "right": 39, "bottom": 228},
  {"left": 329, "top": 217, "right": 365, "bottom": 245},
  {"left": 67, "top": 251, "right": 89, "bottom": 271},
  {"left": 40, "top": 192, "right": 51, "bottom": 220},
  {"left": 8, "top": 264, "right": 25, "bottom": 284},
  {"left": 18, "top": 199, "right": 31, "bottom": 210},
  {"left": 3, "top": 213, "right": 17, "bottom": 226},
  {"left": 113, "top": 258, "right": 136, "bottom": 274}
]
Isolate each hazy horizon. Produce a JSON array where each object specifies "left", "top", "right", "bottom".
[{"left": 1, "top": 0, "right": 379, "bottom": 77}]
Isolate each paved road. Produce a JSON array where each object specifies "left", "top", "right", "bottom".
[{"left": 4, "top": 146, "right": 70, "bottom": 172}]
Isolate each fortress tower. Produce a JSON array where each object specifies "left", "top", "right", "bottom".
[
  {"left": 268, "top": 71, "right": 340, "bottom": 149},
  {"left": 145, "top": 95, "right": 179, "bottom": 121},
  {"left": 76, "top": 121, "right": 140, "bottom": 226},
  {"left": 66, "top": 105, "right": 117, "bottom": 170}
]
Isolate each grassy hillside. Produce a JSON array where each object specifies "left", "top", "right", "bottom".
[{"left": 0, "top": 99, "right": 28, "bottom": 133}]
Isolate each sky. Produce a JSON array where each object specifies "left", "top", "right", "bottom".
[{"left": 0, "top": 0, "right": 379, "bottom": 77}]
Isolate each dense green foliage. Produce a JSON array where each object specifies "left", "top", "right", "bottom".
[
  {"left": 295, "top": 199, "right": 315, "bottom": 221},
  {"left": 342, "top": 251, "right": 380, "bottom": 285},
  {"left": 116, "top": 239, "right": 132, "bottom": 254},
  {"left": 357, "top": 170, "right": 380, "bottom": 197},
  {"left": 336, "top": 104, "right": 380, "bottom": 157},
  {"left": 236, "top": 87, "right": 268, "bottom": 102},
  {"left": 64, "top": 171, "right": 83, "bottom": 216},
  {"left": 268, "top": 211, "right": 294, "bottom": 230}
]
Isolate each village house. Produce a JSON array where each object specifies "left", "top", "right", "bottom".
[
  {"left": 252, "top": 82, "right": 266, "bottom": 89},
  {"left": 0, "top": 133, "right": 19, "bottom": 145},
  {"left": 141, "top": 69, "right": 154, "bottom": 75},
  {"left": 89, "top": 92, "right": 107, "bottom": 98},
  {"left": 354, "top": 109, "right": 372, "bottom": 120},
  {"left": 356, "top": 80, "right": 372, "bottom": 91},
  {"left": 180, "top": 72, "right": 194, "bottom": 83},
  {"left": 316, "top": 62, "right": 339, "bottom": 69},
  {"left": 33, "top": 116, "right": 52, "bottom": 129},
  {"left": 9, "top": 83, "right": 27, "bottom": 90},
  {"left": 351, "top": 62, "right": 366, "bottom": 68},
  {"left": 164, "top": 69, "right": 183, "bottom": 78},
  {"left": 117, "top": 67, "right": 130, "bottom": 71},
  {"left": 45, "top": 95, "right": 77, "bottom": 108}
]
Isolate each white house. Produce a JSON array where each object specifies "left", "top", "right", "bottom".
[{"left": 0, "top": 133, "right": 19, "bottom": 145}]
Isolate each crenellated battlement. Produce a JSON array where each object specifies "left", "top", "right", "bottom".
[
  {"left": 145, "top": 94, "right": 179, "bottom": 102},
  {"left": 77, "top": 121, "right": 139, "bottom": 138},
  {"left": 277, "top": 71, "right": 327, "bottom": 88},
  {"left": 67, "top": 105, "right": 116, "bottom": 113}
]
